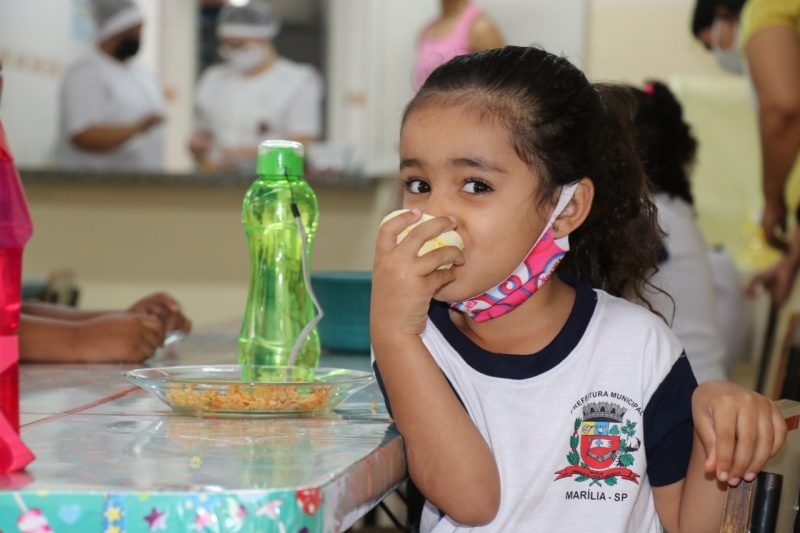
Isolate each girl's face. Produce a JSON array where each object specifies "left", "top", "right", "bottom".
[{"left": 399, "top": 103, "right": 550, "bottom": 301}]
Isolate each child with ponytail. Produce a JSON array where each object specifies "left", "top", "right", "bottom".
[{"left": 371, "top": 46, "right": 786, "bottom": 532}]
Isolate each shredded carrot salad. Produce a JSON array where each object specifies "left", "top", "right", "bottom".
[{"left": 165, "top": 383, "right": 333, "bottom": 412}]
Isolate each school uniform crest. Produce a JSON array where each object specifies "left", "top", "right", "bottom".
[{"left": 555, "top": 401, "right": 641, "bottom": 486}]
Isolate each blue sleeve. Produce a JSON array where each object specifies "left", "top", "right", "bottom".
[{"left": 643, "top": 354, "right": 697, "bottom": 487}]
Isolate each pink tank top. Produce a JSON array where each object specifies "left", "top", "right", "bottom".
[{"left": 413, "top": 3, "right": 483, "bottom": 91}]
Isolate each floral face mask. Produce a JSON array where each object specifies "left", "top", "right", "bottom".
[{"left": 449, "top": 182, "right": 578, "bottom": 322}]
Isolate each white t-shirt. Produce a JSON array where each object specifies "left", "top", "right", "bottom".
[
  {"left": 648, "top": 193, "right": 726, "bottom": 383},
  {"left": 194, "top": 58, "right": 323, "bottom": 166},
  {"left": 373, "top": 277, "right": 697, "bottom": 533},
  {"left": 706, "top": 246, "right": 749, "bottom": 371},
  {"left": 55, "top": 50, "right": 165, "bottom": 171}
]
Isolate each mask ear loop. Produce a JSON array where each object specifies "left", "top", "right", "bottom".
[
  {"left": 544, "top": 181, "right": 580, "bottom": 248},
  {"left": 447, "top": 181, "right": 580, "bottom": 306}
]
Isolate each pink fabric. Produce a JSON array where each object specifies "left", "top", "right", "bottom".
[
  {"left": 413, "top": 3, "right": 483, "bottom": 91},
  {"left": 451, "top": 229, "right": 568, "bottom": 322},
  {"left": 0, "top": 124, "right": 33, "bottom": 250},
  {"left": 448, "top": 182, "right": 579, "bottom": 323},
  {"left": 0, "top": 122, "right": 35, "bottom": 473},
  {"left": 0, "top": 337, "right": 34, "bottom": 473}
]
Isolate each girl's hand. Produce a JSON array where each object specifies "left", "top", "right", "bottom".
[
  {"left": 370, "top": 209, "right": 464, "bottom": 342},
  {"left": 73, "top": 313, "right": 166, "bottom": 363},
  {"left": 692, "top": 380, "right": 787, "bottom": 486}
]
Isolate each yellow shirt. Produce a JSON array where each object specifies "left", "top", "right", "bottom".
[{"left": 741, "top": 0, "right": 800, "bottom": 47}]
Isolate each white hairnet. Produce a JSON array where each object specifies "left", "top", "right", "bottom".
[
  {"left": 217, "top": 1, "right": 281, "bottom": 41},
  {"left": 91, "top": 0, "right": 144, "bottom": 42}
]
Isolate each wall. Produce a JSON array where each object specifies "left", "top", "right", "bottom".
[
  {"left": 0, "top": 0, "right": 92, "bottom": 165},
  {"left": 584, "top": 0, "right": 725, "bottom": 83},
  {"left": 21, "top": 178, "right": 400, "bottom": 328},
  {"left": 157, "top": 0, "right": 198, "bottom": 172}
]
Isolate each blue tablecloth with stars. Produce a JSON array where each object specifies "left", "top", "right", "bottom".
[{"left": 0, "top": 332, "right": 404, "bottom": 532}]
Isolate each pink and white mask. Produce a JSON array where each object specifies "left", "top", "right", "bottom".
[{"left": 449, "top": 182, "right": 579, "bottom": 322}]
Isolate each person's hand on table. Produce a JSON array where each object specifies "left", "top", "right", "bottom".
[
  {"left": 761, "top": 200, "right": 789, "bottom": 252},
  {"left": 71, "top": 313, "right": 166, "bottom": 363},
  {"left": 128, "top": 292, "right": 192, "bottom": 335}
]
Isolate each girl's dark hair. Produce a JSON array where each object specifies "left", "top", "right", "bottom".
[
  {"left": 691, "top": 0, "right": 745, "bottom": 36},
  {"left": 631, "top": 81, "right": 697, "bottom": 205},
  {"left": 404, "top": 46, "right": 662, "bottom": 307}
]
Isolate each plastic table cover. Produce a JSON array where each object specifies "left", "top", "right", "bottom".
[{"left": 0, "top": 333, "right": 404, "bottom": 532}]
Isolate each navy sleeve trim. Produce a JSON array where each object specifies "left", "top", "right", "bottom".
[
  {"left": 427, "top": 274, "right": 597, "bottom": 379},
  {"left": 643, "top": 354, "right": 698, "bottom": 487},
  {"left": 372, "top": 361, "right": 393, "bottom": 418},
  {"left": 372, "top": 361, "right": 467, "bottom": 420}
]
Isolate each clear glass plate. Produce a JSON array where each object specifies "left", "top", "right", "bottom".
[{"left": 124, "top": 365, "right": 374, "bottom": 417}]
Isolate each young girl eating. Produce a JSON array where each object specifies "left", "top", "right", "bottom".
[{"left": 371, "top": 46, "right": 787, "bottom": 532}]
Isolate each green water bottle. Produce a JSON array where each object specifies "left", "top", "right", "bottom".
[{"left": 239, "top": 140, "right": 321, "bottom": 380}]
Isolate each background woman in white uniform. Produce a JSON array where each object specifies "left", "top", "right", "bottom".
[
  {"left": 55, "top": 0, "right": 165, "bottom": 172},
  {"left": 189, "top": 0, "right": 323, "bottom": 173}
]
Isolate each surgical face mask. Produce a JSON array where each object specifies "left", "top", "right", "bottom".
[
  {"left": 711, "top": 19, "right": 744, "bottom": 75},
  {"left": 113, "top": 37, "right": 140, "bottom": 61},
  {"left": 219, "top": 43, "right": 266, "bottom": 73},
  {"left": 449, "top": 182, "right": 579, "bottom": 322}
]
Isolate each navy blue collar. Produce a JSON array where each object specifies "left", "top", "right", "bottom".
[{"left": 428, "top": 275, "right": 597, "bottom": 379}]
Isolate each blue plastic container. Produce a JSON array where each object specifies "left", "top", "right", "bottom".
[{"left": 311, "top": 272, "right": 372, "bottom": 353}]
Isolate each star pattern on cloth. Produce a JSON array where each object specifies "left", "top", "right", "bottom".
[
  {"left": 144, "top": 507, "right": 167, "bottom": 531},
  {"left": 102, "top": 494, "right": 126, "bottom": 533},
  {"left": 105, "top": 506, "right": 122, "bottom": 522}
]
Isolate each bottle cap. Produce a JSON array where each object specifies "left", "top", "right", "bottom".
[{"left": 256, "top": 140, "right": 304, "bottom": 178}]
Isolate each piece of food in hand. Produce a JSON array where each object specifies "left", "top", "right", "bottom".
[{"left": 380, "top": 209, "right": 464, "bottom": 269}]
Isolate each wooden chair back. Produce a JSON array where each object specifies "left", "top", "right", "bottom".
[{"left": 719, "top": 400, "right": 800, "bottom": 533}]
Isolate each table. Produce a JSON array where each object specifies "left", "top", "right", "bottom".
[{"left": 0, "top": 333, "right": 406, "bottom": 532}]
